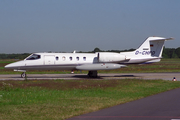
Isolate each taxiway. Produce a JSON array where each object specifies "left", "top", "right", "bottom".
[{"left": 0, "top": 73, "right": 179, "bottom": 81}]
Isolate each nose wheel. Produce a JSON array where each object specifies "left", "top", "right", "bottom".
[{"left": 21, "top": 72, "right": 27, "bottom": 78}]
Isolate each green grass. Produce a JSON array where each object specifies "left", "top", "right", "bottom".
[
  {"left": 99, "top": 58, "right": 180, "bottom": 73},
  {"left": 0, "top": 58, "right": 180, "bottom": 74},
  {"left": 0, "top": 59, "right": 179, "bottom": 119},
  {"left": 0, "top": 79, "right": 180, "bottom": 120}
]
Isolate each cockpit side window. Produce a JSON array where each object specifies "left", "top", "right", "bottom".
[{"left": 26, "top": 54, "right": 41, "bottom": 60}]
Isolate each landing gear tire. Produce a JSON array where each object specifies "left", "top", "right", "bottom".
[
  {"left": 88, "top": 71, "right": 98, "bottom": 78},
  {"left": 21, "top": 72, "right": 26, "bottom": 78}
]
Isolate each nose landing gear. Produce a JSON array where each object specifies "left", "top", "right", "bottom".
[
  {"left": 13, "top": 70, "right": 27, "bottom": 78},
  {"left": 21, "top": 72, "right": 27, "bottom": 78}
]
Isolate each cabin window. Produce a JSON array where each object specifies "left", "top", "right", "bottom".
[
  {"left": 76, "top": 57, "right": 79, "bottom": 61},
  {"left": 26, "top": 54, "right": 41, "bottom": 60},
  {"left": 62, "top": 56, "right": 66, "bottom": 61},
  {"left": 83, "top": 57, "right": 86, "bottom": 61},
  {"left": 69, "top": 57, "right": 72, "bottom": 61},
  {"left": 56, "top": 56, "right": 59, "bottom": 61}
]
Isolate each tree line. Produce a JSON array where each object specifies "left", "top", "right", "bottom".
[
  {"left": 0, "top": 47, "right": 180, "bottom": 59},
  {"left": 90, "top": 47, "right": 180, "bottom": 59}
]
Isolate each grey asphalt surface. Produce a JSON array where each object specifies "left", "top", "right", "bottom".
[
  {"left": 0, "top": 73, "right": 179, "bottom": 81},
  {"left": 67, "top": 88, "right": 180, "bottom": 120}
]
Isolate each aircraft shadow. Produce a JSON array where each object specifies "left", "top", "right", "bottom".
[
  {"left": 114, "top": 75, "right": 137, "bottom": 77},
  {"left": 6, "top": 74, "right": 140, "bottom": 80},
  {"left": 73, "top": 74, "right": 140, "bottom": 79},
  {"left": 72, "top": 75, "right": 103, "bottom": 79}
]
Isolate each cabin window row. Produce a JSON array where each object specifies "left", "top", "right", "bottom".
[{"left": 56, "top": 56, "right": 86, "bottom": 61}]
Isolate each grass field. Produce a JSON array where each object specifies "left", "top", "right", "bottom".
[
  {"left": 0, "top": 58, "right": 180, "bottom": 74},
  {"left": 0, "top": 59, "right": 180, "bottom": 120},
  {"left": 0, "top": 79, "right": 180, "bottom": 120}
]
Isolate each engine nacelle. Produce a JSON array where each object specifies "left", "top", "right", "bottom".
[{"left": 98, "top": 52, "right": 126, "bottom": 63}]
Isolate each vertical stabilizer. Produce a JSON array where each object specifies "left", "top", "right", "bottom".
[
  {"left": 135, "top": 37, "right": 173, "bottom": 57},
  {"left": 120, "top": 37, "right": 173, "bottom": 64}
]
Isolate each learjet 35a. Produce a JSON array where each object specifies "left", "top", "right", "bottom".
[{"left": 5, "top": 37, "right": 173, "bottom": 78}]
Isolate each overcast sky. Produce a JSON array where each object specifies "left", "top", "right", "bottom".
[{"left": 0, "top": 0, "right": 179, "bottom": 53}]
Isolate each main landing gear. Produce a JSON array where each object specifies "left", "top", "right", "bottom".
[
  {"left": 88, "top": 71, "right": 98, "bottom": 78},
  {"left": 21, "top": 72, "right": 27, "bottom": 78}
]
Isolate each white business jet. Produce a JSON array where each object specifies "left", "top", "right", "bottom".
[{"left": 5, "top": 37, "right": 173, "bottom": 78}]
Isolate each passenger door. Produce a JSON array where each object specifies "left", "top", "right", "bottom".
[{"left": 44, "top": 55, "right": 55, "bottom": 65}]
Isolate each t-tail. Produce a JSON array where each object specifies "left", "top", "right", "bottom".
[{"left": 120, "top": 37, "right": 173, "bottom": 64}]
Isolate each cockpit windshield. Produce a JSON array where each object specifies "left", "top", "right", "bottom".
[{"left": 26, "top": 54, "right": 41, "bottom": 60}]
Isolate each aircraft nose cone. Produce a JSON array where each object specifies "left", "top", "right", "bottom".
[
  {"left": 4, "top": 60, "right": 24, "bottom": 69},
  {"left": 5, "top": 63, "right": 14, "bottom": 69},
  {"left": 4, "top": 64, "right": 8, "bottom": 68}
]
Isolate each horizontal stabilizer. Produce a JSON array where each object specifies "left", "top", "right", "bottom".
[{"left": 149, "top": 37, "right": 173, "bottom": 41}]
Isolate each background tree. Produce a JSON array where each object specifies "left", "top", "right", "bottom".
[
  {"left": 93, "top": 47, "right": 102, "bottom": 53},
  {"left": 175, "top": 47, "right": 180, "bottom": 58}
]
